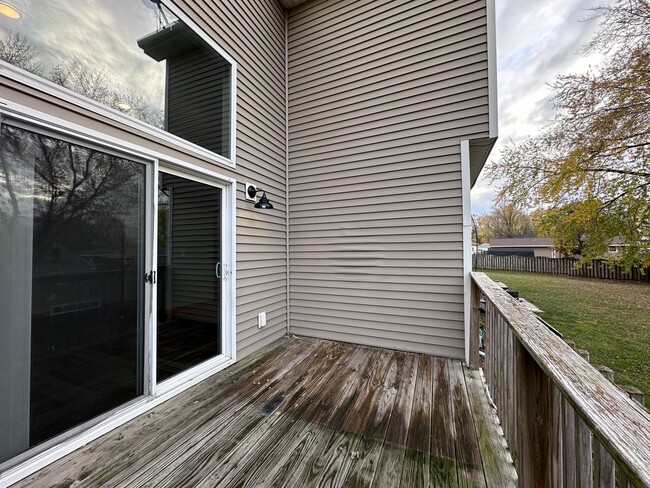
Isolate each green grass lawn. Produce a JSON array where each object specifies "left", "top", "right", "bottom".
[{"left": 480, "top": 270, "right": 650, "bottom": 408}]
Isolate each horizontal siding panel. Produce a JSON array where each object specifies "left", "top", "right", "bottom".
[
  {"left": 289, "top": 123, "right": 489, "bottom": 161},
  {"left": 291, "top": 266, "right": 463, "bottom": 280},
  {"left": 291, "top": 206, "right": 461, "bottom": 225},
  {"left": 292, "top": 157, "right": 461, "bottom": 185},
  {"left": 291, "top": 289, "right": 464, "bottom": 306},
  {"left": 289, "top": 0, "right": 483, "bottom": 63},
  {"left": 290, "top": 326, "right": 464, "bottom": 359},
  {"left": 291, "top": 308, "right": 464, "bottom": 333},
  {"left": 292, "top": 320, "right": 464, "bottom": 351},
  {"left": 293, "top": 297, "right": 463, "bottom": 315},
  {"left": 290, "top": 69, "right": 487, "bottom": 125},
  {"left": 291, "top": 85, "right": 488, "bottom": 139},
  {"left": 288, "top": 0, "right": 476, "bottom": 52},
  {"left": 288, "top": 0, "right": 489, "bottom": 357},
  {"left": 290, "top": 95, "right": 487, "bottom": 145},
  {"left": 289, "top": 49, "right": 487, "bottom": 109},
  {"left": 291, "top": 285, "right": 463, "bottom": 304},
  {"left": 237, "top": 328, "right": 285, "bottom": 357},
  {"left": 292, "top": 172, "right": 461, "bottom": 199},
  {"left": 290, "top": 17, "right": 487, "bottom": 87},
  {"left": 290, "top": 214, "right": 462, "bottom": 232},
  {"left": 290, "top": 277, "right": 463, "bottom": 294},
  {"left": 290, "top": 238, "right": 462, "bottom": 250},
  {"left": 290, "top": 250, "right": 463, "bottom": 261},
  {"left": 290, "top": 107, "right": 488, "bottom": 153},
  {"left": 237, "top": 291, "right": 286, "bottom": 314}
]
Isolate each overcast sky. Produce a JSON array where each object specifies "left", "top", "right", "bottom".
[{"left": 471, "top": 0, "right": 608, "bottom": 214}]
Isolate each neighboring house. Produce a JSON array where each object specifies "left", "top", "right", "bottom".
[
  {"left": 0, "top": 0, "right": 496, "bottom": 482},
  {"left": 487, "top": 237, "right": 562, "bottom": 258},
  {"left": 476, "top": 242, "right": 491, "bottom": 253}
]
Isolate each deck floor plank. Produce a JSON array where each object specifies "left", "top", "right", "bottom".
[
  {"left": 11, "top": 338, "right": 517, "bottom": 488},
  {"left": 400, "top": 354, "right": 433, "bottom": 488},
  {"left": 303, "top": 349, "right": 396, "bottom": 488},
  {"left": 464, "top": 368, "right": 518, "bottom": 487},
  {"left": 244, "top": 350, "right": 380, "bottom": 486},
  {"left": 203, "top": 345, "right": 374, "bottom": 487},
  {"left": 430, "top": 357, "right": 460, "bottom": 487},
  {"left": 105, "top": 338, "right": 327, "bottom": 488},
  {"left": 15, "top": 337, "right": 308, "bottom": 488},
  {"left": 142, "top": 341, "right": 357, "bottom": 487},
  {"left": 341, "top": 351, "right": 404, "bottom": 488},
  {"left": 370, "top": 352, "right": 419, "bottom": 488},
  {"left": 449, "top": 360, "right": 487, "bottom": 487}
]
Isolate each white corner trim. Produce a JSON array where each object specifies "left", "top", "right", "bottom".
[
  {"left": 460, "top": 140, "right": 473, "bottom": 366},
  {"left": 486, "top": 0, "right": 498, "bottom": 139}
]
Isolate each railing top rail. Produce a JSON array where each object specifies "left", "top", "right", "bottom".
[{"left": 471, "top": 271, "right": 650, "bottom": 486}]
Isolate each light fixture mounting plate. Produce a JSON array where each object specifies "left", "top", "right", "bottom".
[{"left": 245, "top": 182, "right": 257, "bottom": 201}]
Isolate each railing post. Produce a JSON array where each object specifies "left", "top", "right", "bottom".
[{"left": 469, "top": 278, "right": 480, "bottom": 369}]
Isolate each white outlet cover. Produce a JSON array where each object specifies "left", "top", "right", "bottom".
[{"left": 257, "top": 311, "right": 267, "bottom": 328}]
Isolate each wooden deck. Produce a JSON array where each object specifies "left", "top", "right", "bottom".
[{"left": 14, "top": 337, "right": 516, "bottom": 487}]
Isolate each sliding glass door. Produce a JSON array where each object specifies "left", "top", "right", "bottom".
[
  {"left": 156, "top": 173, "right": 222, "bottom": 382},
  {"left": 0, "top": 121, "right": 230, "bottom": 469},
  {"left": 0, "top": 123, "right": 146, "bottom": 463}
]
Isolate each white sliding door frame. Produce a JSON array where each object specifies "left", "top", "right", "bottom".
[{"left": 0, "top": 101, "right": 237, "bottom": 487}]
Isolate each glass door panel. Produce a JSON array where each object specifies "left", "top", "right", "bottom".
[
  {"left": 157, "top": 173, "right": 221, "bottom": 382},
  {"left": 0, "top": 123, "right": 146, "bottom": 463}
]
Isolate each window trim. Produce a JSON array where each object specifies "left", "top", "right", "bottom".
[{"left": 0, "top": 0, "right": 238, "bottom": 169}]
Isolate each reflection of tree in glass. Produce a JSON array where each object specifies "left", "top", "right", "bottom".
[
  {"left": 1, "top": 125, "right": 144, "bottom": 257},
  {"left": 0, "top": 31, "right": 164, "bottom": 128},
  {"left": 0, "top": 32, "right": 43, "bottom": 75}
]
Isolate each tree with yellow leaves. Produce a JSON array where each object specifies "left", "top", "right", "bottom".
[{"left": 488, "top": 0, "right": 650, "bottom": 268}]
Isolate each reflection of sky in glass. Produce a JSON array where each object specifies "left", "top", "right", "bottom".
[{"left": 0, "top": 0, "right": 174, "bottom": 123}]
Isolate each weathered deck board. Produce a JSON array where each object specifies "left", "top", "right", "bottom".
[
  {"left": 371, "top": 352, "right": 419, "bottom": 488},
  {"left": 464, "top": 368, "right": 518, "bottom": 487},
  {"left": 430, "top": 357, "right": 459, "bottom": 487},
  {"left": 400, "top": 354, "right": 432, "bottom": 488},
  {"left": 12, "top": 337, "right": 517, "bottom": 488},
  {"left": 151, "top": 341, "right": 358, "bottom": 487},
  {"left": 449, "top": 361, "right": 487, "bottom": 487},
  {"left": 341, "top": 351, "right": 404, "bottom": 487}
]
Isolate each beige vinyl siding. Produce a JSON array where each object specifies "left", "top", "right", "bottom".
[
  {"left": 288, "top": 0, "right": 490, "bottom": 358},
  {"left": 0, "top": 0, "right": 288, "bottom": 360}
]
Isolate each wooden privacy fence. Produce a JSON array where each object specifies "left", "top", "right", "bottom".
[
  {"left": 469, "top": 272, "right": 650, "bottom": 487},
  {"left": 473, "top": 254, "right": 650, "bottom": 282}
]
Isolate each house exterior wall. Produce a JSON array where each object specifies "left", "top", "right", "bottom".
[
  {"left": 287, "top": 0, "right": 491, "bottom": 358},
  {"left": 0, "top": 0, "right": 288, "bottom": 360},
  {"left": 534, "top": 248, "right": 554, "bottom": 258}
]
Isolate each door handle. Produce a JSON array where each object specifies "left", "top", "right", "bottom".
[{"left": 216, "top": 262, "right": 222, "bottom": 278}]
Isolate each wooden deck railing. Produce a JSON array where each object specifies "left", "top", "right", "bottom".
[{"left": 469, "top": 272, "right": 650, "bottom": 487}]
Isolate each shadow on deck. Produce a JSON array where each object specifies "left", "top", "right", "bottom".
[{"left": 14, "top": 337, "right": 517, "bottom": 487}]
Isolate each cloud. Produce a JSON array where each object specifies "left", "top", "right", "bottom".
[{"left": 472, "top": 0, "right": 608, "bottom": 213}]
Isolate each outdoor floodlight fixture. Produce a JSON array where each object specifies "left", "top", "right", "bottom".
[{"left": 245, "top": 183, "right": 274, "bottom": 210}]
